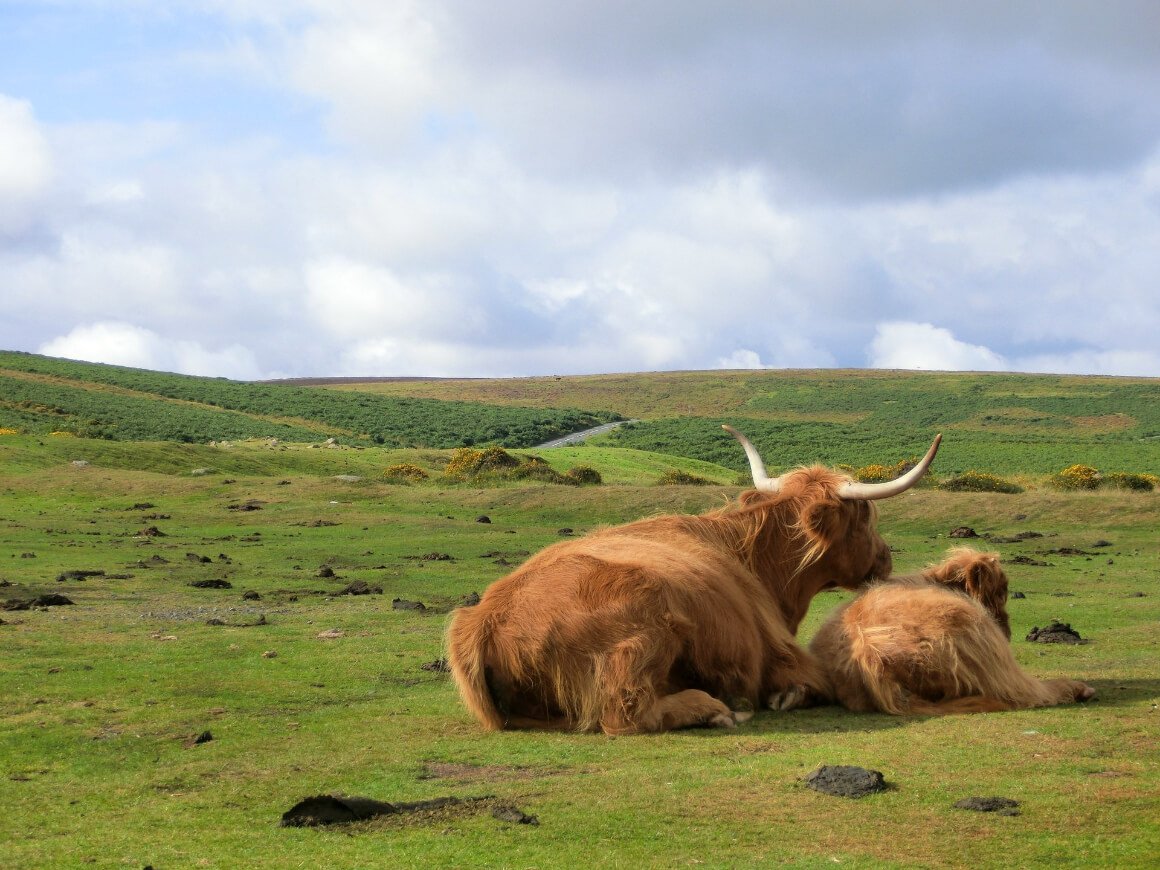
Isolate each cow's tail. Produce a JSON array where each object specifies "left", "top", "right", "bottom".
[
  {"left": 445, "top": 605, "right": 506, "bottom": 731},
  {"left": 905, "top": 695, "right": 1014, "bottom": 715}
]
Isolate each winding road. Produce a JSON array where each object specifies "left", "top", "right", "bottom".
[{"left": 536, "top": 420, "right": 636, "bottom": 448}]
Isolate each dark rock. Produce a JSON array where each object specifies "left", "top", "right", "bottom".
[
  {"left": 459, "top": 592, "right": 481, "bottom": 607},
  {"left": 421, "top": 658, "right": 450, "bottom": 672},
  {"left": 804, "top": 765, "right": 887, "bottom": 798},
  {"left": 189, "top": 579, "right": 233, "bottom": 589},
  {"left": 476, "top": 515, "right": 492, "bottom": 524},
  {"left": 242, "top": 590, "right": 262, "bottom": 601},
  {"left": 1010, "top": 591, "right": 1026, "bottom": 599},
  {"left": 557, "top": 528, "right": 574, "bottom": 536},
  {"left": 954, "top": 796, "right": 1020, "bottom": 816},
  {"left": 138, "top": 526, "right": 166, "bottom": 537},
  {"left": 1026, "top": 621, "right": 1084, "bottom": 644},
  {"left": 1090, "top": 539, "right": 1113, "bottom": 548},
  {"left": 317, "top": 566, "right": 337, "bottom": 578},
  {"left": 186, "top": 553, "right": 212, "bottom": 563},
  {"left": 949, "top": 526, "right": 979, "bottom": 539},
  {"left": 206, "top": 618, "right": 227, "bottom": 626}
]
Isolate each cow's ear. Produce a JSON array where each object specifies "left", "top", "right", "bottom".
[
  {"left": 964, "top": 555, "right": 1003, "bottom": 599},
  {"left": 799, "top": 496, "right": 844, "bottom": 551}
]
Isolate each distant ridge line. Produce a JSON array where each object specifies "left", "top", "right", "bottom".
[{"left": 261, "top": 376, "right": 475, "bottom": 385}]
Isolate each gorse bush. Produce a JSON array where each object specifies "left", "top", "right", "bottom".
[
  {"left": 853, "top": 458, "right": 931, "bottom": 486},
  {"left": 1050, "top": 464, "right": 1101, "bottom": 490},
  {"left": 443, "top": 446, "right": 522, "bottom": 479},
  {"left": 938, "top": 471, "right": 1024, "bottom": 494},
  {"left": 382, "top": 463, "right": 429, "bottom": 484},
  {"left": 563, "top": 465, "right": 602, "bottom": 485},
  {"left": 656, "top": 469, "right": 712, "bottom": 486},
  {"left": 441, "top": 448, "right": 597, "bottom": 486},
  {"left": 1103, "top": 471, "right": 1156, "bottom": 492}
]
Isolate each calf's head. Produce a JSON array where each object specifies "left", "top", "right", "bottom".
[{"left": 921, "top": 547, "right": 1011, "bottom": 638}]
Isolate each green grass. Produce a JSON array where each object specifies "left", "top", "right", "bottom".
[{"left": 2, "top": 437, "right": 1157, "bottom": 867}]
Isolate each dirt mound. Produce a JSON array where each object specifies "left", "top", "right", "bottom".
[
  {"left": 954, "top": 796, "right": 1020, "bottom": 815},
  {"left": 1026, "top": 621, "right": 1085, "bottom": 643},
  {"left": 804, "top": 765, "right": 887, "bottom": 798},
  {"left": 280, "top": 794, "right": 505, "bottom": 828}
]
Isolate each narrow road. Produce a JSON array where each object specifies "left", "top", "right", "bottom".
[{"left": 536, "top": 420, "right": 636, "bottom": 448}]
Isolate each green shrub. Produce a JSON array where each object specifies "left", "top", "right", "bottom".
[
  {"left": 1050, "top": 464, "right": 1101, "bottom": 490},
  {"left": 564, "top": 465, "right": 602, "bottom": 485},
  {"left": 656, "top": 469, "right": 712, "bottom": 486},
  {"left": 938, "top": 471, "right": 1024, "bottom": 494},
  {"left": 383, "top": 463, "right": 429, "bottom": 484},
  {"left": 1103, "top": 472, "right": 1155, "bottom": 492}
]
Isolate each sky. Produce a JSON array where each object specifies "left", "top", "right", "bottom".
[{"left": 1, "top": 1, "right": 1159, "bottom": 380}]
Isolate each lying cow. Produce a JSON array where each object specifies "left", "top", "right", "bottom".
[
  {"left": 809, "top": 547, "right": 1096, "bottom": 714},
  {"left": 446, "top": 426, "right": 941, "bottom": 734}
]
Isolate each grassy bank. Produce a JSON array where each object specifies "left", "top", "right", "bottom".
[{"left": 1, "top": 439, "right": 1156, "bottom": 867}]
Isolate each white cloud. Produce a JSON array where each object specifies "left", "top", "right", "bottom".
[
  {"left": 868, "top": 322, "right": 1009, "bottom": 372},
  {"left": 0, "top": 94, "right": 52, "bottom": 230},
  {"left": 2, "top": 4, "right": 1160, "bottom": 380},
  {"left": 38, "top": 322, "right": 265, "bottom": 379},
  {"left": 716, "top": 349, "right": 769, "bottom": 370}
]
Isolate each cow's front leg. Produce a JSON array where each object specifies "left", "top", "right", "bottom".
[{"left": 764, "top": 647, "right": 832, "bottom": 711}]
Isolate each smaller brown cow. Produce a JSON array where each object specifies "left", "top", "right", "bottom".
[
  {"left": 446, "top": 427, "right": 941, "bottom": 734},
  {"left": 809, "top": 548, "right": 1096, "bottom": 715}
]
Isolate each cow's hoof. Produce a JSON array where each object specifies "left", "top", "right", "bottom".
[
  {"left": 768, "top": 685, "right": 810, "bottom": 711},
  {"left": 731, "top": 709, "right": 755, "bottom": 724},
  {"left": 708, "top": 712, "right": 737, "bottom": 728}
]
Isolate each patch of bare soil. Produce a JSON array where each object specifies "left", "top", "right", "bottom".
[
  {"left": 419, "top": 761, "right": 559, "bottom": 783},
  {"left": 804, "top": 765, "right": 887, "bottom": 798},
  {"left": 1009, "top": 555, "right": 1051, "bottom": 566},
  {"left": 279, "top": 794, "right": 537, "bottom": 829},
  {"left": 954, "top": 796, "right": 1020, "bottom": 815},
  {"left": 2, "top": 593, "right": 75, "bottom": 611},
  {"left": 1026, "top": 621, "right": 1085, "bottom": 644}
]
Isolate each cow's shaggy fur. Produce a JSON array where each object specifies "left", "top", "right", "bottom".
[
  {"left": 447, "top": 468, "right": 893, "bottom": 734},
  {"left": 808, "top": 548, "right": 1096, "bottom": 715}
]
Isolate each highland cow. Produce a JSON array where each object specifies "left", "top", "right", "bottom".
[
  {"left": 446, "top": 427, "right": 941, "bottom": 734},
  {"left": 809, "top": 548, "right": 1096, "bottom": 715}
]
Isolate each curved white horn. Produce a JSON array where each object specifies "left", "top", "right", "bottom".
[
  {"left": 722, "top": 425, "right": 781, "bottom": 493},
  {"left": 837, "top": 434, "right": 942, "bottom": 501}
]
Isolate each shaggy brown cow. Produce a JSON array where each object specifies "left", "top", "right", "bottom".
[
  {"left": 808, "top": 547, "right": 1096, "bottom": 715},
  {"left": 446, "top": 427, "right": 941, "bottom": 734}
]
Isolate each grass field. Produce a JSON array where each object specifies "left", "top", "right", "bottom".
[{"left": 2, "top": 434, "right": 1157, "bottom": 868}]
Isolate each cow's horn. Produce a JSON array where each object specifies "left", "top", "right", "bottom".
[
  {"left": 722, "top": 425, "right": 782, "bottom": 494},
  {"left": 836, "top": 434, "right": 942, "bottom": 501}
]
